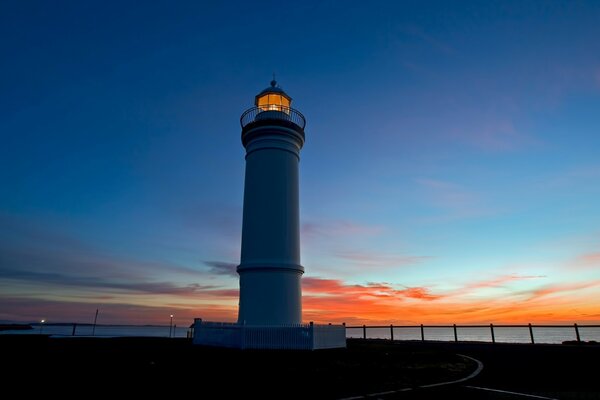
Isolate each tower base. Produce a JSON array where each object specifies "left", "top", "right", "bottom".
[{"left": 192, "top": 319, "right": 346, "bottom": 350}]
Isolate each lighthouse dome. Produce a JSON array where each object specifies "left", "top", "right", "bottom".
[{"left": 255, "top": 80, "right": 292, "bottom": 111}]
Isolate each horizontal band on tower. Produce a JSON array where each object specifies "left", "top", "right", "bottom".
[
  {"left": 244, "top": 136, "right": 302, "bottom": 160},
  {"left": 237, "top": 263, "right": 305, "bottom": 274},
  {"left": 241, "top": 123, "right": 305, "bottom": 149}
]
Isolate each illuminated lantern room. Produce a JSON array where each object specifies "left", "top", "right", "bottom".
[
  {"left": 240, "top": 79, "right": 306, "bottom": 134},
  {"left": 255, "top": 79, "right": 291, "bottom": 112}
]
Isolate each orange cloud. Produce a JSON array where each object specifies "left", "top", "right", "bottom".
[
  {"left": 400, "top": 287, "right": 441, "bottom": 300},
  {"left": 303, "top": 277, "right": 440, "bottom": 300},
  {"left": 302, "top": 277, "right": 447, "bottom": 324},
  {"left": 572, "top": 252, "right": 600, "bottom": 268},
  {"left": 301, "top": 276, "right": 600, "bottom": 325},
  {"left": 457, "top": 274, "right": 545, "bottom": 294},
  {"left": 526, "top": 280, "right": 600, "bottom": 300}
]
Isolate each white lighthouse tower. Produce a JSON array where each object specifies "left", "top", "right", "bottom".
[
  {"left": 193, "top": 81, "right": 345, "bottom": 349},
  {"left": 237, "top": 79, "right": 304, "bottom": 325}
]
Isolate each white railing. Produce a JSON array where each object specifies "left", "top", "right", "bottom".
[
  {"left": 193, "top": 319, "right": 346, "bottom": 350},
  {"left": 193, "top": 322, "right": 242, "bottom": 348},
  {"left": 243, "top": 324, "right": 312, "bottom": 350}
]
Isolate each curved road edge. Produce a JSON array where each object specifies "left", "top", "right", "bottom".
[
  {"left": 338, "top": 353, "right": 484, "bottom": 400},
  {"left": 421, "top": 354, "right": 484, "bottom": 388}
]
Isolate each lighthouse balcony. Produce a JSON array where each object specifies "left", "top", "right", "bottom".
[{"left": 240, "top": 106, "right": 306, "bottom": 131}]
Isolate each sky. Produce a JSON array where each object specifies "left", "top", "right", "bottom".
[{"left": 1, "top": 1, "right": 600, "bottom": 327}]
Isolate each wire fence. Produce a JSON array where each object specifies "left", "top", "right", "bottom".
[{"left": 345, "top": 323, "right": 600, "bottom": 344}]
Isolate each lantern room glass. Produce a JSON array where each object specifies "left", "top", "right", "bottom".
[{"left": 256, "top": 93, "right": 290, "bottom": 112}]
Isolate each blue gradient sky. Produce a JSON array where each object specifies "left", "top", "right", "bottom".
[{"left": 1, "top": 1, "right": 600, "bottom": 325}]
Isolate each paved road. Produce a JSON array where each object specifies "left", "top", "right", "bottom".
[{"left": 355, "top": 341, "right": 600, "bottom": 399}]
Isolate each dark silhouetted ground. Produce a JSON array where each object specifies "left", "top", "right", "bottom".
[
  {"left": 2, "top": 336, "right": 471, "bottom": 398},
  {"left": 2, "top": 337, "right": 599, "bottom": 398}
]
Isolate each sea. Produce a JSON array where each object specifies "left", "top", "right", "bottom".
[
  {"left": 0, "top": 324, "right": 189, "bottom": 338},
  {"left": 2, "top": 324, "right": 599, "bottom": 344}
]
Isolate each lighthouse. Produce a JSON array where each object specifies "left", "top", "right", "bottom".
[
  {"left": 237, "top": 79, "right": 305, "bottom": 325},
  {"left": 193, "top": 81, "right": 345, "bottom": 349}
]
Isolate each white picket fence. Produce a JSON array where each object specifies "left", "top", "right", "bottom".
[{"left": 192, "top": 319, "right": 346, "bottom": 350}]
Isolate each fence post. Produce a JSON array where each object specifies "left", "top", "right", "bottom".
[
  {"left": 490, "top": 323, "right": 495, "bottom": 343},
  {"left": 574, "top": 323, "right": 581, "bottom": 343},
  {"left": 390, "top": 324, "right": 394, "bottom": 341},
  {"left": 363, "top": 324, "right": 366, "bottom": 340},
  {"left": 528, "top": 323, "right": 535, "bottom": 344},
  {"left": 453, "top": 324, "right": 458, "bottom": 342},
  {"left": 420, "top": 324, "right": 425, "bottom": 341},
  {"left": 72, "top": 323, "right": 77, "bottom": 336},
  {"left": 241, "top": 322, "right": 246, "bottom": 350}
]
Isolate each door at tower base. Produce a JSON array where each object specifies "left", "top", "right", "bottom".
[{"left": 192, "top": 319, "right": 347, "bottom": 350}]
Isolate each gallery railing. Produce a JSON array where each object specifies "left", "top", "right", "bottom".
[{"left": 240, "top": 106, "right": 306, "bottom": 130}]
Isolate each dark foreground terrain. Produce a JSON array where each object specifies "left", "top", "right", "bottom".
[
  {"left": 2, "top": 335, "right": 471, "bottom": 398},
  {"left": 2, "top": 336, "right": 599, "bottom": 399},
  {"left": 386, "top": 341, "right": 600, "bottom": 400}
]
